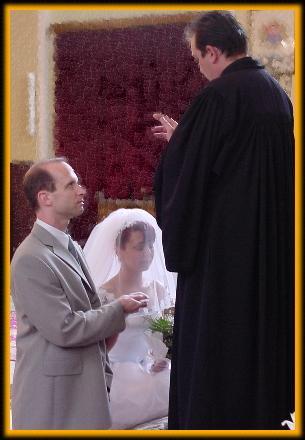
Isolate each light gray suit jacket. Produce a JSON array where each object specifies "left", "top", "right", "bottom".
[{"left": 10, "top": 223, "right": 126, "bottom": 429}]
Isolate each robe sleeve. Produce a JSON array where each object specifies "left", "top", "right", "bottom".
[{"left": 154, "top": 87, "right": 225, "bottom": 273}]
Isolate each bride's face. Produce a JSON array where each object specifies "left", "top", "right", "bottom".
[{"left": 118, "top": 230, "right": 154, "bottom": 272}]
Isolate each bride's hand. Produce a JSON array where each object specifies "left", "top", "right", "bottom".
[
  {"left": 118, "top": 292, "right": 148, "bottom": 314},
  {"left": 150, "top": 358, "right": 170, "bottom": 373},
  {"left": 151, "top": 113, "right": 178, "bottom": 142}
]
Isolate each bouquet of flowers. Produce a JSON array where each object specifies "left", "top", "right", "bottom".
[{"left": 148, "top": 307, "right": 175, "bottom": 359}]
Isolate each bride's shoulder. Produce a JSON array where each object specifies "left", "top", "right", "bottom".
[
  {"left": 149, "top": 280, "right": 172, "bottom": 309},
  {"left": 98, "top": 279, "right": 116, "bottom": 303},
  {"left": 101, "top": 278, "right": 115, "bottom": 292},
  {"left": 147, "top": 280, "right": 166, "bottom": 301},
  {"left": 150, "top": 279, "right": 166, "bottom": 293}
]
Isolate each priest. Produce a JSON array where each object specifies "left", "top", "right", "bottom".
[{"left": 152, "top": 10, "right": 294, "bottom": 430}]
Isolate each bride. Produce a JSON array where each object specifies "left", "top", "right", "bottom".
[{"left": 84, "top": 208, "right": 177, "bottom": 429}]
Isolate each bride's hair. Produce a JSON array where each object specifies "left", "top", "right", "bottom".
[{"left": 116, "top": 221, "right": 156, "bottom": 249}]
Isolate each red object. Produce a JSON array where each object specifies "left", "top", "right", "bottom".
[{"left": 54, "top": 22, "right": 207, "bottom": 241}]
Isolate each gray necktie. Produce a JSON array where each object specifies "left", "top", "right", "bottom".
[{"left": 68, "top": 236, "right": 81, "bottom": 264}]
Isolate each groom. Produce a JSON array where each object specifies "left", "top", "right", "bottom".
[{"left": 10, "top": 157, "right": 148, "bottom": 429}]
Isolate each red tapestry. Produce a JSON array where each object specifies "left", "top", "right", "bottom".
[{"left": 54, "top": 21, "right": 207, "bottom": 242}]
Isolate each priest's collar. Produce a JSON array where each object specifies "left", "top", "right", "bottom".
[{"left": 221, "top": 56, "right": 265, "bottom": 77}]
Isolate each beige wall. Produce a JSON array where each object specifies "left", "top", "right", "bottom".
[
  {"left": 10, "top": 10, "right": 39, "bottom": 161},
  {"left": 43, "top": 8, "right": 199, "bottom": 24}
]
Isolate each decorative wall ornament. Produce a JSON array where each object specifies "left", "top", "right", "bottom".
[
  {"left": 96, "top": 191, "right": 156, "bottom": 221},
  {"left": 249, "top": 10, "right": 294, "bottom": 98},
  {"left": 27, "top": 72, "right": 36, "bottom": 136}
]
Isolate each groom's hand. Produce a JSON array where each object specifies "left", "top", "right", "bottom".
[{"left": 118, "top": 292, "right": 148, "bottom": 314}]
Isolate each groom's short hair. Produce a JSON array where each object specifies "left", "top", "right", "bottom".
[{"left": 23, "top": 157, "right": 68, "bottom": 211}]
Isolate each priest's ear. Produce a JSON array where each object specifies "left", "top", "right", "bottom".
[{"left": 205, "top": 45, "right": 222, "bottom": 63}]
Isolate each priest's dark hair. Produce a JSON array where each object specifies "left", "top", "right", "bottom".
[{"left": 184, "top": 10, "right": 248, "bottom": 58}]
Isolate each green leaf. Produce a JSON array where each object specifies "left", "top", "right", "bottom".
[{"left": 149, "top": 316, "right": 173, "bottom": 336}]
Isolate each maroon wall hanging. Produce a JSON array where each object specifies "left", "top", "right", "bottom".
[{"left": 54, "top": 19, "right": 207, "bottom": 243}]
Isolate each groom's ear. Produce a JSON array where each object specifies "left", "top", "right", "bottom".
[{"left": 37, "top": 190, "right": 52, "bottom": 207}]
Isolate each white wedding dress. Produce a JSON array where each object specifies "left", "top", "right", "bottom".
[{"left": 99, "top": 281, "right": 171, "bottom": 429}]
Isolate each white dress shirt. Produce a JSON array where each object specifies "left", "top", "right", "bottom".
[{"left": 36, "top": 218, "right": 70, "bottom": 250}]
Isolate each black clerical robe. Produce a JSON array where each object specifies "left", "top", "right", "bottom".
[{"left": 154, "top": 57, "right": 294, "bottom": 429}]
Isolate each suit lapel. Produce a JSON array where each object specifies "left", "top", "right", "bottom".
[{"left": 31, "top": 224, "right": 94, "bottom": 293}]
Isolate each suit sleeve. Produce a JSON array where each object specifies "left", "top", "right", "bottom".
[
  {"left": 11, "top": 254, "right": 126, "bottom": 348},
  {"left": 154, "top": 88, "right": 224, "bottom": 273}
]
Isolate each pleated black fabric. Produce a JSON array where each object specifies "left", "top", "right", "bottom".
[{"left": 154, "top": 57, "right": 294, "bottom": 429}]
